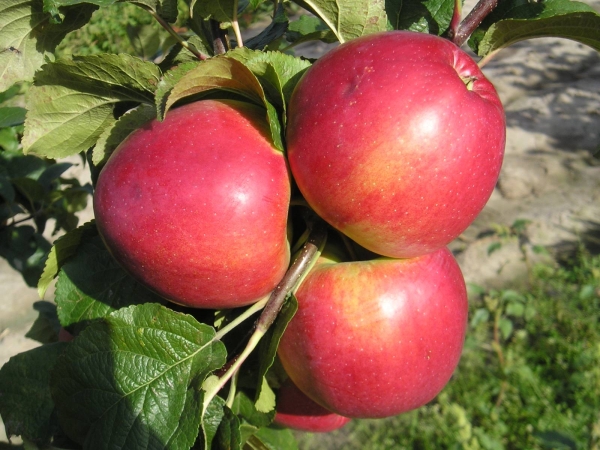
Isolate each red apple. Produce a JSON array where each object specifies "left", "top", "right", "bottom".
[
  {"left": 274, "top": 378, "right": 350, "bottom": 432},
  {"left": 277, "top": 247, "right": 468, "bottom": 418},
  {"left": 287, "top": 30, "right": 505, "bottom": 258},
  {"left": 94, "top": 100, "right": 290, "bottom": 309}
]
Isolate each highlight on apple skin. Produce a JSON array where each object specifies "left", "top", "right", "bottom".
[
  {"left": 94, "top": 99, "right": 291, "bottom": 309},
  {"left": 287, "top": 30, "right": 506, "bottom": 259},
  {"left": 277, "top": 247, "right": 468, "bottom": 418},
  {"left": 273, "top": 378, "right": 351, "bottom": 432}
]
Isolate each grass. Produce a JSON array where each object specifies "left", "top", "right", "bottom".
[{"left": 296, "top": 249, "right": 600, "bottom": 450}]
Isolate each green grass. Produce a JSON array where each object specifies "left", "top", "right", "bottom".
[{"left": 296, "top": 250, "right": 600, "bottom": 450}]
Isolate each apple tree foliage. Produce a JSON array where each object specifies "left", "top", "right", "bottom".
[{"left": 0, "top": 0, "right": 599, "bottom": 448}]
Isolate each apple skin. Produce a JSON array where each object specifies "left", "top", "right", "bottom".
[
  {"left": 273, "top": 378, "right": 350, "bottom": 432},
  {"left": 287, "top": 30, "right": 505, "bottom": 258},
  {"left": 277, "top": 247, "right": 468, "bottom": 418},
  {"left": 94, "top": 100, "right": 290, "bottom": 309}
]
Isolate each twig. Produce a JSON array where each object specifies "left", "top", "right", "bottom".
[
  {"left": 231, "top": 0, "right": 244, "bottom": 48},
  {"left": 201, "top": 219, "right": 328, "bottom": 413},
  {"left": 446, "top": 0, "right": 462, "bottom": 42},
  {"left": 144, "top": 8, "right": 209, "bottom": 60},
  {"left": 453, "top": 0, "right": 499, "bottom": 47}
]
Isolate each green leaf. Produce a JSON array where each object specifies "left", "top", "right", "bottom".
[
  {"left": 0, "top": 0, "right": 96, "bottom": 91},
  {"left": 215, "top": 405, "right": 242, "bottom": 450},
  {"left": 37, "top": 220, "right": 96, "bottom": 298},
  {"left": 93, "top": 104, "right": 157, "bottom": 165},
  {"left": 54, "top": 233, "right": 165, "bottom": 329},
  {"left": 498, "top": 317, "right": 514, "bottom": 340},
  {"left": 255, "top": 295, "right": 297, "bottom": 404},
  {"left": 0, "top": 169, "right": 15, "bottom": 202},
  {"left": 51, "top": 303, "right": 227, "bottom": 448},
  {"left": 0, "top": 343, "right": 68, "bottom": 445},
  {"left": 200, "top": 395, "right": 227, "bottom": 449},
  {"left": 469, "top": 0, "right": 600, "bottom": 58},
  {"left": 22, "top": 54, "right": 161, "bottom": 159},
  {"left": 228, "top": 48, "right": 311, "bottom": 112},
  {"left": 245, "top": 427, "right": 299, "bottom": 450},
  {"left": 292, "top": 0, "right": 388, "bottom": 43},
  {"left": 232, "top": 389, "right": 275, "bottom": 428},
  {"left": 386, "top": 0, "right": 455, "bottom": 34},
  {"left": 155, "top": 61, "right": 201, "bottom": 119},
  {"left": 505, "top": 301, "right": 525, "bottom": 318},
  {"left": 285, "top": 15, "right": 337, "bottom": 46},
  {"left": 42, "top": 0, "right": 178, "bottom": 22},
  {"left": 25, "top": 301, "right": 61, "bottom": 344},
  {"left": 0, "top": 106, "right": 26, "bottom": 127},
  {"left": 192, "top": 0, "right": 248, "bottom": 25},
  {"left": 470, "top": 307, "right": 490, "bottom": 328},
  {"left": 164, "top": 55, "right": 284, "bottom": 150},
  {"left": 165, "top": 55, "right": 263, "bottom": 112}
]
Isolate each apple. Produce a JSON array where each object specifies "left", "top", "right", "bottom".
[
  {"left": 277, "top": 247, "right": 468, "bottom": 418},
  {"left": 287, "top": 30, "right": 505, "bottom": 259},
  {"left": 273, "top": 378, "right": 350, "bottom": 432},
  {"left": 94, "top": 100, "right": 291, "bottom": 309}
]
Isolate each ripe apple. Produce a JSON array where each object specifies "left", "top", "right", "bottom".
[
  {"left": 274, "top": 378, "right": 350, "bottom": 432},
  {"left": 287, "top": 30, "right": 505, "bottom": 258},
  {"left": 94, "top": 100, "right": 291, "bottom": 309},
  {"left": 277, "top": 247, "right": 468, "bottom": 418}
]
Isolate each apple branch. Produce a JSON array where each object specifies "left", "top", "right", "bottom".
[
  {"left": 453, "top": 0, "right": 499, "bottom": 48},
  {"left": 142, "top": 7, "right": 209, "bottom": 60},
  {"left": 201, "top": 219, "right": 328, "bottom": 413}
]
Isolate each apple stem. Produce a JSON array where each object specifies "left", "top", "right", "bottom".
[
  {"left": 225, "top": 370, "right": 239, "bottom": 408},
  {"left": 231, "top": 0, "right": 244, "bottom": 47},
  {"left": 453, "top": 0, "right": 499, "bottom": 48},
  {"left": 142, "top": 7, "right": 209, "bottom": 60},
  {"left": 214, "top": 294, "right": 270, "bottom": 341},
  {"left": 201, "top": 219, "right": 328, "bottom": 412}
]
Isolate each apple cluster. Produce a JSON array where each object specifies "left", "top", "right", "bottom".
[{"left": 94, "top": 31, "right": 505, "bottom": 431}]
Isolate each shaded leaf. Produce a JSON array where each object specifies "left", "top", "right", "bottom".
[
  {"left": 386, "top": 0, "right": 454, "bottom": 34},
  {"left": 93, "top": 104, "right": 156, "bottom": 165},
  {"left": 0, "top": 225, "right": 51, "bottom": 287},
  {"left": 233, "top": 388, "right": 275, "bottom": 426},
  {"left": 0, "top": 343, "right": 67, "bottom": 445},
  {"left": 228, "top": 48, "right": 311, "bottom": 111},
  {"left": 54, "top": 233, "right": 165, "bottom": 329},
  {"left": 215, "top": 405, "right": 242, "bottom": 450},
  {"left": 285, "top": 15, "right": 337, "bottom": 46},
  {"left": 37, "top": 220, "right": 97, "bottom": 298},
  {"left": 155, "top": 61, "right": 201, "bottom": 119},
  {"left": 51, "top": 303, "right": 227, "bottom": 448},
  {"left": 0, "top": 106, "right": 26, "bottom": 127},
  {"left": 25, "top": 301, "right": 61, "bottom": 344}
]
